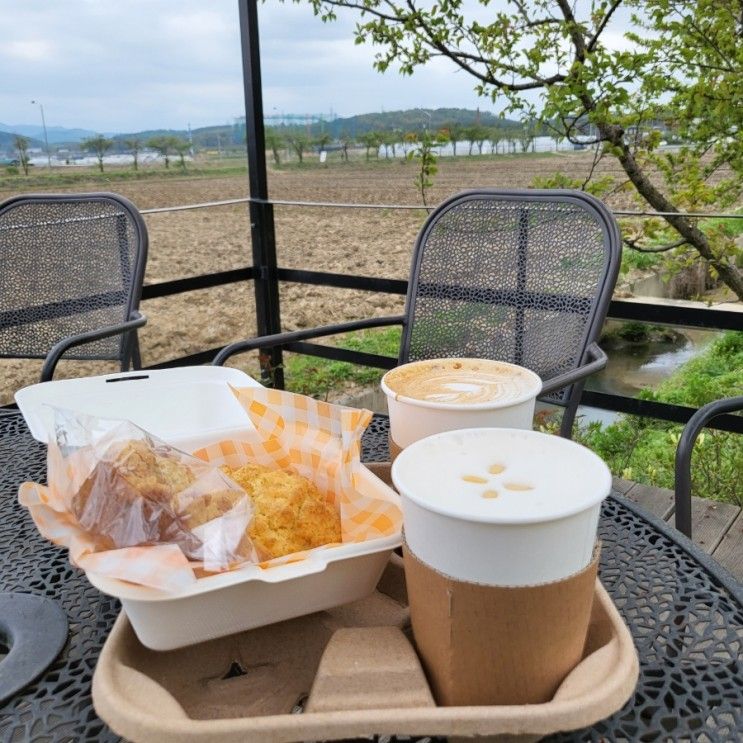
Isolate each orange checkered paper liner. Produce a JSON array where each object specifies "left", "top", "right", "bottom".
[
  {"left": 194, "top": 385, "right": 402, "bottom": 548},
  {"left": 17, "top": 385, "right": 402, "bottom": 592}
]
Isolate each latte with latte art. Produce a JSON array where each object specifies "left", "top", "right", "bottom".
[
  {"left": 381, "top": 357, "right": 542, "bottom": 450},
  {"left": 383, "top": 358, "right": 539, "bottom": 407}
]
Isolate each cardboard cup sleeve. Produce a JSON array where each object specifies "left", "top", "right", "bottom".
[{"left": 404, "top": 539, "right": 601, "bottom": 706}]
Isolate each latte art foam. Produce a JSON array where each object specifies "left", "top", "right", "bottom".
[{"left": 384, "top": 359, "right": 540, "bottom": 406}]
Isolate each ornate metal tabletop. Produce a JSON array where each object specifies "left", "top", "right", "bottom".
[{"left": 1, "top": 409, "right": 741, "bottom": 742}]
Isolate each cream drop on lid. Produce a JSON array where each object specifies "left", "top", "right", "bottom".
[
  {"left": 382, "top": 358, "right": 542, "bottom": 407},
  {"left": 391, "top": 427, "right": 612, "bottom": 525}
]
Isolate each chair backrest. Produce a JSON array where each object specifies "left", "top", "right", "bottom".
[
  {"left": 0, "top": 192, "right": 147, "bottom": 364},
  {"left": 400, "top": 189, "right": 621, "bottom": 405}
]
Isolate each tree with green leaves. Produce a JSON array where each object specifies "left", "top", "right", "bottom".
[
  {"left": 463, "top": 126, "right": 478, "bottom": 156},
  {"left": 172, "top": 138, "right": 190, "bottom": 169},
  {"left": 488, "top": 127, "right": 504, "bottom": 156},
  {"left": 123, "top": 138, "right": 141, "bottom": 171},
  {"left": 443, "top": 122, "right": 464, "bottom": 157},
  {"left": 300, "top": 0, "right": 743, "bottom": 299},
  {"left": 287, "top": 133, "right": 309, "bottom": 163},
  {"left": 470, "top": 125, "right": 490, "bottom": 155},
  {"left": 315, "top": 132, "right": 332, "bottom": 155},
  {"left": 81, "top": 134, "right": 113, "bottom": 172},
  {"left": 148, "top": 135, "right": 178, "bottom": 169},
  {"left": 379, "top": 130, "right": 394, "bottom": 158},
  {"left": 14, "top": 135, "right": 30, "bottom": 175},
  {"left": 407, "top": 130, "right": 446, "bottom": 207},
  {"left": 359, "top": 131, "right": 381, "bottom": 161},
  {"left": 518, "top": 124, "right": 536, "bottom": 155},
  {"left": 338, "top": 131, "right": 352, "bottom": 161},
  {"left": 264, "top": 128, "right": 284, "bottom": 166}
]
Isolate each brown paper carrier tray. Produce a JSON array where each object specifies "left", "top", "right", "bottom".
[{"left": 94, "top": 565, "right": 639, "bottom": 741}]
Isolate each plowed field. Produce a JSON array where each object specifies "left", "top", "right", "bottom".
[{"left": 1, "top": 152, "right": 635, "bottom": 403}]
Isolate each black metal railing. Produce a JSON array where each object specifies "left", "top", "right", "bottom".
[
  {"left": 127, "top": 195, "right": 743, "bottom": 434},
  {"left": 3, "top": 194, "right": 740, "bottom": 434}
]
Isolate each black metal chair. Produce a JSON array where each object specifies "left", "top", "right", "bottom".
[
  {"left": 0, "top": 192, "right": 147, "bottom": 382},
  {"left": 215, "top": 189, "right": 622, "bottom": 437},
  {"left": 674, "top": 396, "right": 743, "bottom": 538}
]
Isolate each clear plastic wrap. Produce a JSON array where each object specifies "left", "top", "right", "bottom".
[{"left": 51, "top": 410, "right": 256, "bottom": 571}]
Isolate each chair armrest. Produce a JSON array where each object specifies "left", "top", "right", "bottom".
[
  {"left": 41, "top": 311, "right": 147, "bottom": 382},
  {"left": 212, "top": 315, "right": 405, "bottom": 366},
  {"left": 539, "top": 342, "right": 607, "bottom": 396},
  {"left": 674, "top": 396, "right": 743, "bottom": 538}
]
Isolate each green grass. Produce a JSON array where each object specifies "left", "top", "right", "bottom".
[
  {"left": 700, "top": 208, "right": 743, "bottom": 238},
  {"left": 0, "top": 160, "right": 248, "bottom": 190},
  {"left": 619, "top": 248, "right": 662, "bottom": 275},
  {"left": 576, "top": 331, "right": 743, "bottom": 506},
  {"left": 281, "top": 326, "right": 402, "bottom": 397}
]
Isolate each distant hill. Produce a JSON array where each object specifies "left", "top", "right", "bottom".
[
  {"left": 0, "top": 122, "right": 101, "bottom": 144},
  {"left": 317, "top": 108, "right": 522, "bottom": 138},
  {"left": 0, "top": 130, "right": 43, "bottom": 150},
  {"left": 110, "top": 109, "right": 522, "bottom": 148},
  {"left": 111, "top": 128, "right": 187, "bottom": 143},
  {"left": 1, "top": 108, "right": 526, "bottom": 154}
]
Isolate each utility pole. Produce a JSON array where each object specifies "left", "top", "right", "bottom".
[{"left": 30, "top": 99, "right": 51, "bottom": 168}]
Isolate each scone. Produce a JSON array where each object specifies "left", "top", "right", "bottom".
[
  {"left": 223, "top": 463, "right": 341, "bottom": 560},
  {"left": 72, "top": 439, "right": 250, "bottom": 559},
  {"left": 72, "top": 439, "right": 198, "bottom": 548}
]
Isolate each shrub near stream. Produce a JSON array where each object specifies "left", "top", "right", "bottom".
[{"left": 577, "top": 332, "right": 743, "bottom": 507}]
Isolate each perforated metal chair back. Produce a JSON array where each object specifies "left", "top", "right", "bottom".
[
  {"left": 400, "top": 190, "right": 621, "bottom": 432},
  {"left": 0, "top": 192, "right": 147, "bottom": 375}
]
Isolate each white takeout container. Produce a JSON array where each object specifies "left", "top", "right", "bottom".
[
  {"left": 15, "top": 366, "right": 260, "bottom": 450},
  {"left": 381, "top": 358, "right": 542, "bottom": 448},
  {"left": 392, "top": 427, "right": 611, "bottom": 586},
  {"left": 88, "top": 464, "right": 400, "bottom": 650},
  {"left": 16, "top": 367, "right": 402, "bottom": 650}
]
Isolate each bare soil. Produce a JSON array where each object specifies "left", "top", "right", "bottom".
[{"left": 0, "top": 152, "right": 676, "bottom": 404}]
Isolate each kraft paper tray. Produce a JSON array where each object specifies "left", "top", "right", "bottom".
[{"left": 93, "top": 555, "right": 639, "bottom": 743}]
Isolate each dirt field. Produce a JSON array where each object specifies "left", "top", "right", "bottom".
[{"left": 0, "top": 152, "right": 657, "bottom": 404}]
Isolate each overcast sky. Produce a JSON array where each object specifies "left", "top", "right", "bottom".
[{"left": 0, "top": 0, "right": 504, "bottom": 133}]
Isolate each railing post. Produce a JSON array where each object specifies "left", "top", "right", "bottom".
[
  {"left": 238, "top": 0, "right": 284, "bottom": 388},
  {"left": 514, "top": 208, "right": 528, "bottom": 365}
]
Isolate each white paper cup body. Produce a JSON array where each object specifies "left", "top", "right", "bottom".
[
  {"left": 392, "top": 428, "right": 611, "bottom": 586},
  {"left": 381, "top": 359, "right": 541, "bottom": 449}
]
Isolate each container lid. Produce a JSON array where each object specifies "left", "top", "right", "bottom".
[
  {"left": 381, "top": 358, "right": 542, "bottom": 410},
  {"left": 391, "top": 428, "right": 611, "bottom": 524},
  {"left": 15, "top": 366, "right": 260, "bottom": 445}
]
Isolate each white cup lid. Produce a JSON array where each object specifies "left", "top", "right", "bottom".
[{"left": 391, "top": 428, "right": 612, "bottom": 525}]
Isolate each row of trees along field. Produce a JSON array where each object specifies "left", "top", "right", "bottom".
[
  {"left": 301, "top": 0, "right": 743, "bottom": 301},
  {"left": 263, "top": 122, "right": 554, "bottom": 165},
  {"left": 10, "top": 133, "right": 192, "bottom": 174}
]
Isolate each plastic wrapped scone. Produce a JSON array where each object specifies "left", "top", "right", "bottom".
[{"left": 49, "top": 412, "right": 256, "bottom": 572}]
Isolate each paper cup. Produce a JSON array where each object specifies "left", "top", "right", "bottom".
[
  {"left": 391, "top": 428, "right": 611, "bottom": 586},
  {"left": 381, "top": 358, "right": 542, "bottom": 450}
]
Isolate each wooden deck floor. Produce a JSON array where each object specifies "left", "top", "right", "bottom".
[{"left": 613, "top": 477, "right": 743, "bottom": 582}]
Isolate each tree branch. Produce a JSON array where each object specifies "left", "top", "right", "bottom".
[
  {"left": 587, "top": 0, "right": 623, "bottom": 52},
  {"left": 402, "top": 1, "right": 561, "bottom": 92},
  {"left": 624, "top": 237, "right": 688, "bottom": 253},
  {"left": 581, "top": 144, "right": 605, "bottom": 191}
]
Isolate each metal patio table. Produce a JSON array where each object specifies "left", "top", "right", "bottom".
[{"left": 1, "top": 408, "right": 741, "bottom": 742}]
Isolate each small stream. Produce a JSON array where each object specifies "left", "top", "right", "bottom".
[{"left": 578, "top": 324, "right": 719, "bottom": 427}]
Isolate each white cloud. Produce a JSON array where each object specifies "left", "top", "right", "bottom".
[
  {"left": 3, "top": 39, "right": 54, "bottom": 62},
  {"left": 0, "top": 0, "right": 633, "bottom": 133}
]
